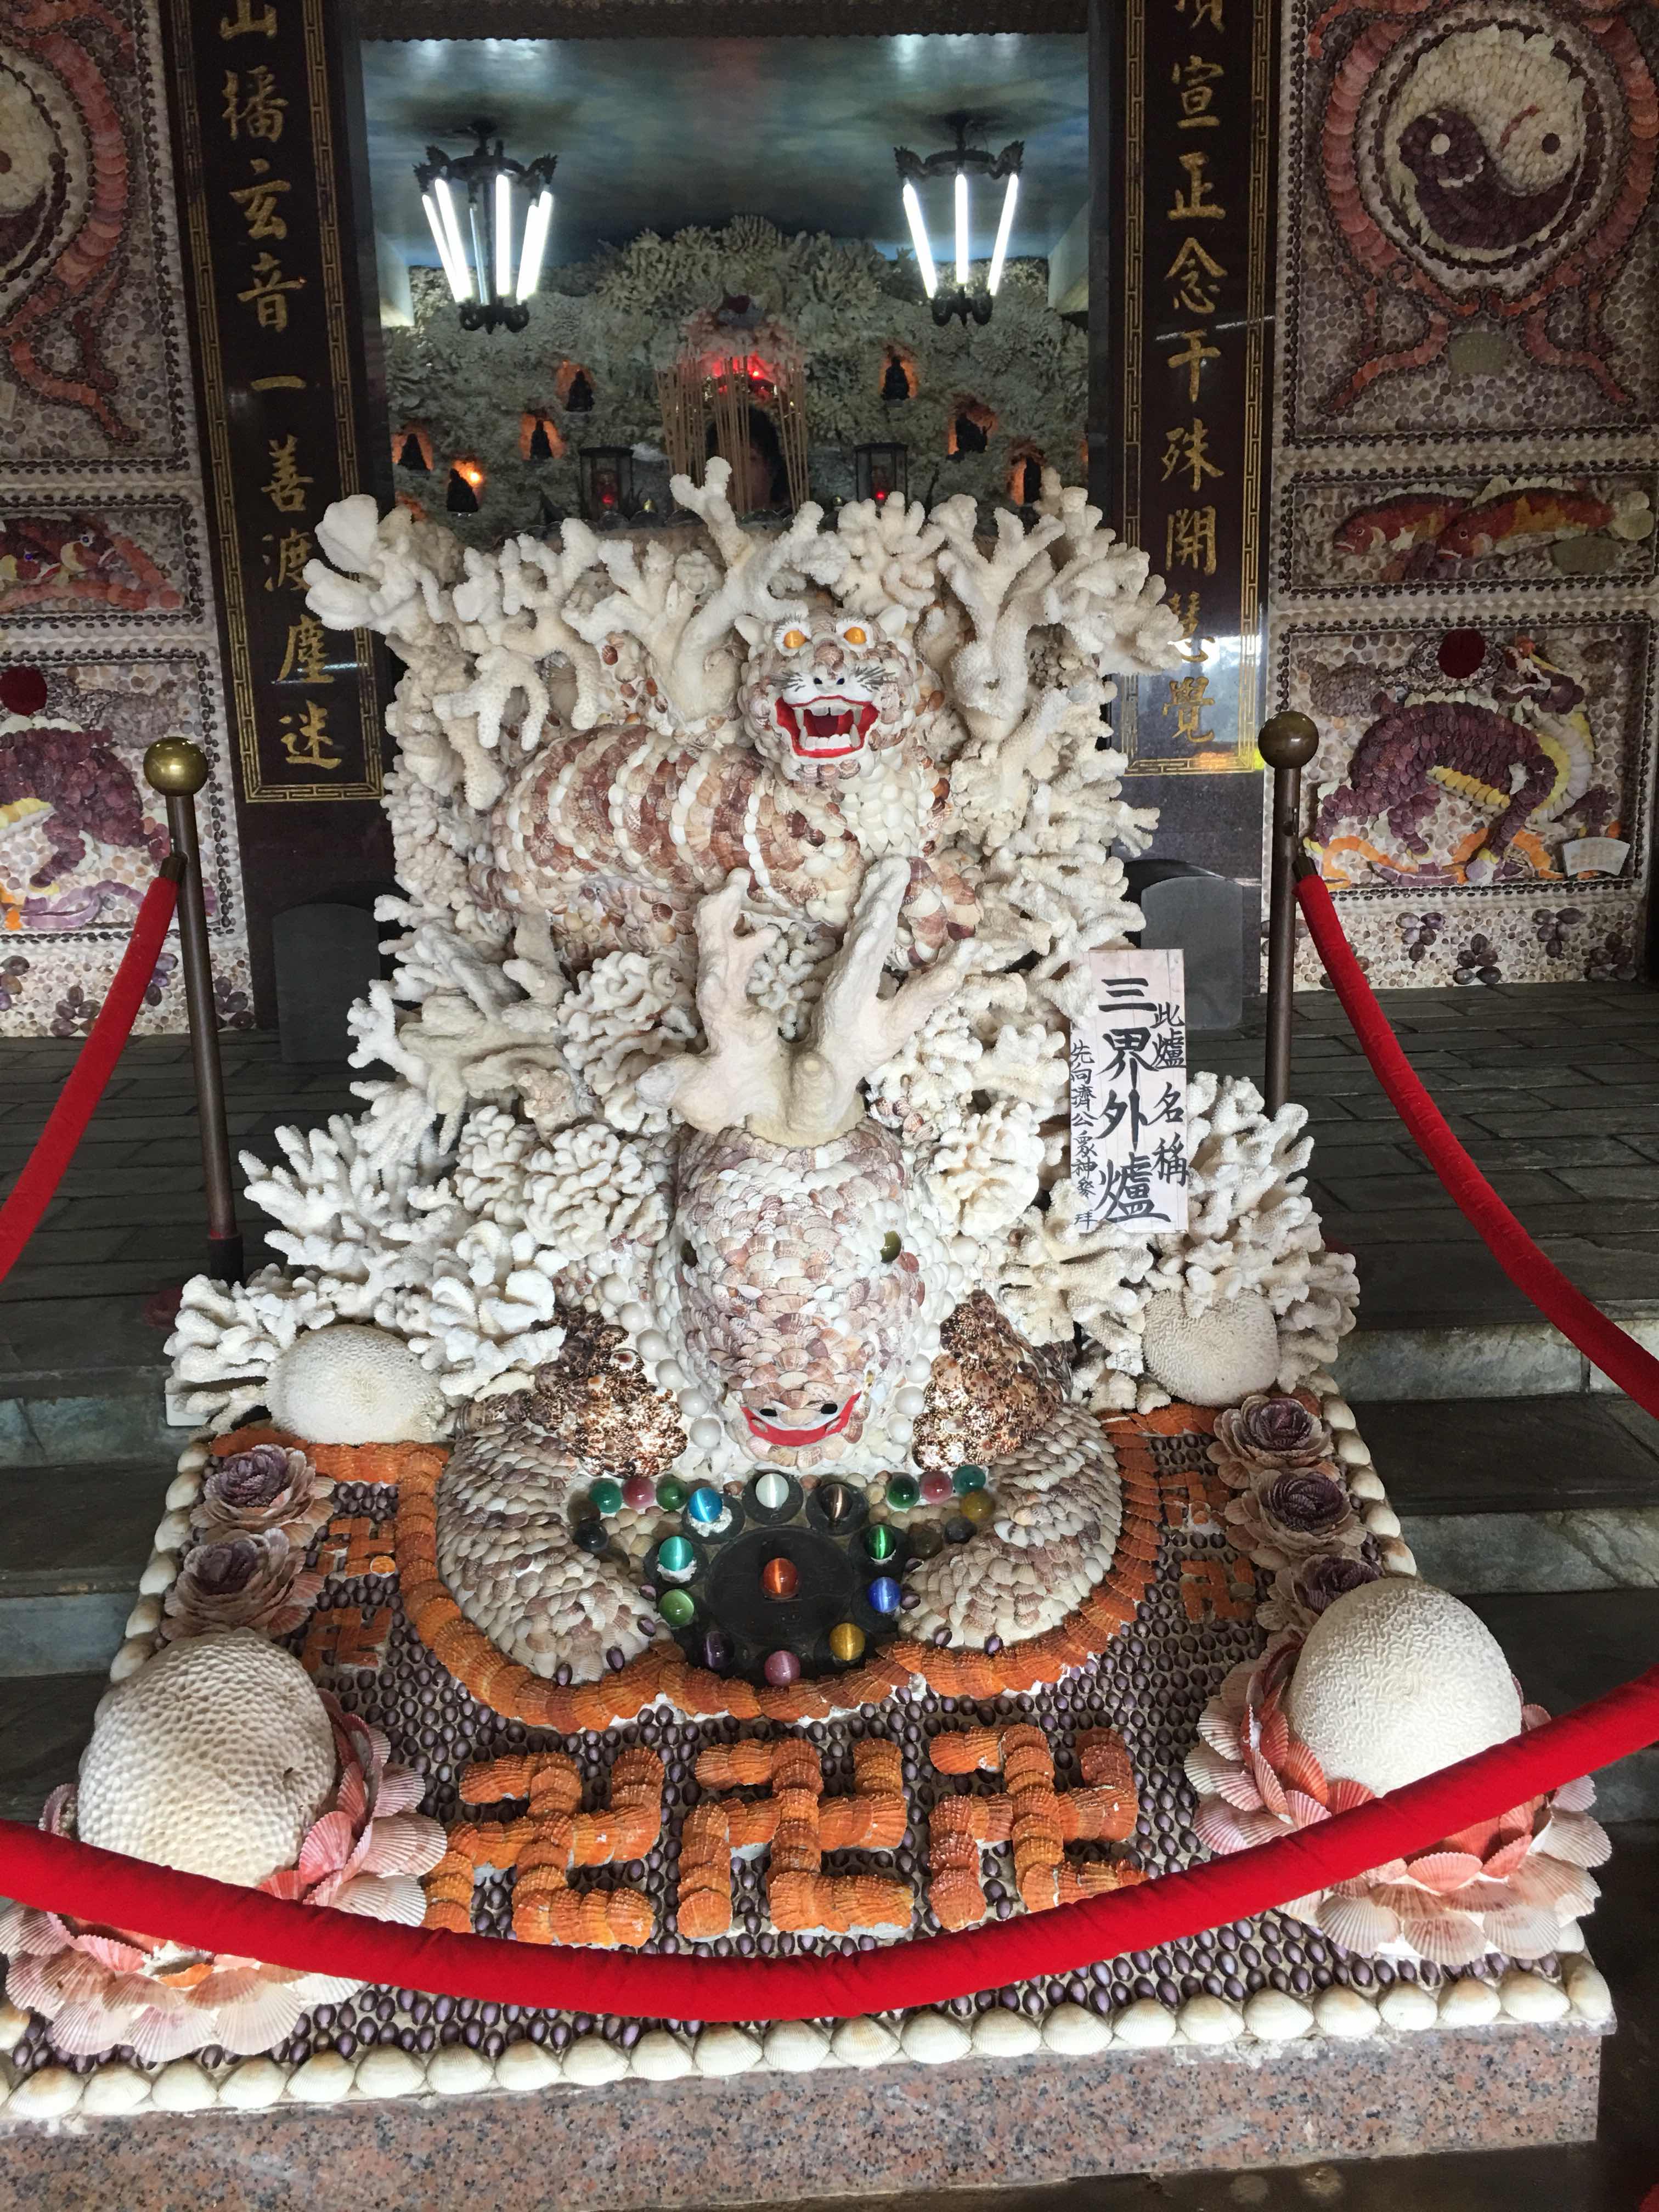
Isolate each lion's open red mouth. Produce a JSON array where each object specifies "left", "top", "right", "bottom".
[
  {"left": 743, "top": 1395, "right": 859, "bottom": 1447},
  {"left": 775, "top": 696, "right": 878, "bottom": 759}
]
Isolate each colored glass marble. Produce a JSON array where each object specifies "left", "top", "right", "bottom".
[
  {"left": 659, "top": 1589, "right": 696, "bottom": 1628},
  {"left": 815, "top": 1481, "right": 853, "bottom": 1522},
  {"left": 753, "top": 1470, "right": 791, "bottom": 1511},
  {"left": 867, "top": 1576, "right": 902, "bottom": 1616},
  {"left": 588, "top": 1477, "right": 623, "bottom": 1517},
  {"left": 952, "top": 1463, "right": 988, "bottom": 1493},
  {"left": 701, "top": 1629, "right": 732, "bottom": 1672},
  {"left": 763, "top": 1649, "right": 801, "bottom": 1686},
  {"left": 656, "top": 1477, "right": 687, "bottom": 1511},
  {"left": 908, "top": 1521, "right": 944, "bottom": 1560},
  {"left": 761, "top": 1554, "right": 800, "bottom": 1601},
  {"left": 657, "top": 1534, "right": 696, "bottom": 1580},
  {"left": 944, "top": 1514, "right": 974, "bottom": 1545},
  {"left": 880, "top": 1231, "right": 902, "bottom": 1263},
  {"left": 828, "top": 1622, "right": 866, "bottom": 1664},
  {"left": 919, "top": 1470, "right": 952, "bottom": 1505},
  {"left": 622, "top": 1475, "right": 654, "bottom": 1512},
  {"left": 957, "top": 1488, "right": 995, "bottom": 1527},
  {"left": 573, "top": 1519, "right": 609, "bottom": 1555},
  {"left": 886, "top": 1472, "right": 921, "bottom": 1511},
  {"left": 686, "top": 1485, "right": 725, "bottom": 1527},
  {"left": 863, "top": 1522, "right": 897, "bottom": 1563}
]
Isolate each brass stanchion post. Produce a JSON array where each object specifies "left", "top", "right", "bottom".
[
  {"left": 143, "top": 739, "right": 243, "bottom": 1283},
  {"left": 1257, "top": 712, "right": 1319, "bottom": 1118}
]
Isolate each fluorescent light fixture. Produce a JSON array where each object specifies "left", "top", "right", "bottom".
[
  {"left": 902, "top": 180, "right": 937, "bottom": 297},
  {"left": 955, "top": 169, "right": 970, "bottom": 288},
  {"left": 433, "top": 178, "right": 471, "bottom": 301},
  {"left": 421, "top": 190, "right": 466, "bottom": 302},
  {"left": 517, "top": 189, "right": 553, "bottom": 301},
  {"left": 494, "top": 171, "right": 513, "bottom": 301},
  {"left": 988, "top": 171, "right": 1019, "bottom": 295}
]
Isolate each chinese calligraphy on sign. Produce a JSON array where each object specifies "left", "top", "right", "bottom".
[
  {"left": 1121, "top": 0, "right": 1269, "bottom": 777},
  {"left": 1071, "top": 950, "right": 1188, "bottom": 1234}
]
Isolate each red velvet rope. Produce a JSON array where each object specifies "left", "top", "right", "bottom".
[
  {"left": 1296, "top": 865, "right": 1659, "bottom": 1417},
  {"left": 0, "top": 864, "right": 182, "bottom": 1286},
  {"left": 3, "top": 1665, "right": 1655, "bottom": 2019}
]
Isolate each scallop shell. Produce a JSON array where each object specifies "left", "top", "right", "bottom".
[
  {"left": 1535, "top": 1809, "right": 1612, "bottom": 1867},
  {"left": 1404, "top": 1850, "right": 1485, "bottom": 1894},
  {"left": 1318, "top": 1892, "right": 1402, "bottom": 1953},
  {"left": 1397, "top": 1911, "right": 1489, "bottom": 1968},
  {"left": 1477, "top": 1903, "right": 1564, "bottom": 1959},
  {"left": 1284, "top": 1788, "right": 1331, "bottom": 1827},
  {"left": 1551, "top": 1774, "right": 1598, "bottom": 1814}
]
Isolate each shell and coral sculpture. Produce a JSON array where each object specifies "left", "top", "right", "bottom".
[
  {"left": 1185, "top": 1581, "right": 1610, "bottom": 1967},
  {"left": 0, "top": 1635, "right": 445, "bottom": 2062},
  {"left": 160, "top": 466, "right": 1359, "bottom": 1688},
  {"left": 190, "top": 1443, "right": 334, "bottom": 1546}
]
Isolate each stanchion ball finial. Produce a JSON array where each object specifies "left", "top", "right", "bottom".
[
  {"left": 144, "top": 738, "right": 210, "bottom": 796},
  {"left": 1257, "top": 713, "right": 1319, "bottom": 771}
]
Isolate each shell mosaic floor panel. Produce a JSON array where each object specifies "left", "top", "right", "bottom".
[{"left": 0, "top": 1393, "right": 1615, "bottom": 2123}]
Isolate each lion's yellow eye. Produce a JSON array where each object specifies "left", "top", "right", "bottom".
[
  {"left": 781, "top": 628, "right": 808, "bottom": 650},
  {"left": 842, "top": 625, "right": 867, "bottom": 646}
]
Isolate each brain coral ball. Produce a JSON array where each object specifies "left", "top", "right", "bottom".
[
  {"left": 1139, "top": 1290, "right": 1280, "bottom": 1408},
  {"left": 76, "top": 1630, "right": 337, "bottom": 1886},
  {"left": 1284, "top": 1577, "right": 1523, "bottom": 1797},
  {"left": 266, "top": 1323, "right": 442, "bottom": 1446}
]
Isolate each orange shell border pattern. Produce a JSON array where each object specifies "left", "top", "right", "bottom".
[{"left": 215, "top": 1418, "right": 1179, "bottom": 1728}]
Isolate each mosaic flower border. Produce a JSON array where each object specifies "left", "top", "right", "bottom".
[{"left": 0, "top": 1388, "right": 1617, "bottom": 2123}]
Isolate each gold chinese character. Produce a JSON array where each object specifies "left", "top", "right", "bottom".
[
  {"left": 1169, "top": 591, "right": 1214, "bottom": 663},
  {"left": 1172, "top": 53, "right": 1224, "bottom": 126},
  {"left": 1160, "top": 419, "right": 1223, "bottom": 493},
  {"left": 1161, "top": 672, "right": 1215, "bottom": 745},
  {"left": 1166, "top": 236, "right": 1228, "bottom": 317},
  {"left": 278, "top": 702, "right": 342, "bottom": 771},
  {"left": 1166, "top": 507, "right": 1218, "bottom": 577},
  {"left": 262, "top": 435, "right": 313, "bottom": 513},
  {"left": 223, "top": 65, "right": 286, "bottom": 142},
  {"left": 1166, "top": 329, "right": 1221, "bottom": 403},
  {"left": 237, "top": 250, "right": 304, "bottom": 332},
  {"left": 230, "top": 167, "right": 290, "bottom": 240},
  {"left": 263, "top": 527, "right": 314, "bottom": 590},
  {"left": 1177, "top": 0, "right": 1224, "bottom": 29},
  {"left": 1169, "top": 150, "right": 1226, "bottom": 222},
  {"left": 220, "top": 0, "right": 276, "bottom": 35},
  {"left": 277, "top": 613, "right": 334, "bottom": 684}
]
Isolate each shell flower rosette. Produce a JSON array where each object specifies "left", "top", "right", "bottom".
[
  {"left": 1208, "top": 1392, "right": 1335, "bottom": 1491},
  {"left": 0, "top": 1700, "right": 445, "bottom": 2064},
  {"left": 160, "top": 1530, "right": 323, "bottom": 1643},
  {"left": 1184, "top": 1636, "right": 1611, "bottom": 1967},
  {"left": 1257, "top": 1550, "right": 1381, "bottom": 1635},
  {"left": 1222, "top": 1466, "right": 1365, "bottom": 1572},
  {"left": 190, "top": 1443, "right": 335, "bottom": 1547}
]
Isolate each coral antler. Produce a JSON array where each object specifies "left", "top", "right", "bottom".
[{"left": 639, "top": 859, "right": 969, "bottom": 1146}]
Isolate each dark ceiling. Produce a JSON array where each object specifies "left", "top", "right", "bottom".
[{"left": 362, "top": 33, "right": 1090, "bottom": 275}]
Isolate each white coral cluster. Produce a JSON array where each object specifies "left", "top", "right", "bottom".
[{"left": 171, "top": 471, "right": 1353, "bottom": 1451}]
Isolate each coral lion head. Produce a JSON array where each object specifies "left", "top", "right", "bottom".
[{"left": 739, "top": 606, "right": 919, "bottom": 788}]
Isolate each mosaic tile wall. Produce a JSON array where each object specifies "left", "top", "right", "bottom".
[
  {"left": 1268, "top": 0, "right": 1659, "bottom": 988},
  {"left": 0, "top": 1, "right": 251, "bottom": 1037}
]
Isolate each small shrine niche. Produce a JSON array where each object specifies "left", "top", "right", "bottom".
[
  {"left": 657, "top": 294, "right": 809, "bottom": 516},
  {"left": 556, "top": 360, "right": 596, "bottom": 413},
  {"left": 392, "top": 423, "right": 433, "bottom": 473},
  {"left": 520, "top": 410, "right": 566, "bottom": 462},
  {"left": 881, "top": 345, "right": 919, "bottom": 403},
  {"left": 1008, "top": 445, "right": 1045, "bottom": 506},
  {"left": 445, "top": 458, "right": 485, "bottom": 514},
  {"left": 947, "top": 398, "right": 997, "bottom": 458}
]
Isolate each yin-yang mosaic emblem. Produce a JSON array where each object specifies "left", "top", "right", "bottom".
[{"left": 1315, "top": 0, "right": 1658, "bottom": 409}]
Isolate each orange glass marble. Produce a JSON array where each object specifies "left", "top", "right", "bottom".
[{"left": 761, "top": 1554, "right": 799, "bottom": 1601}]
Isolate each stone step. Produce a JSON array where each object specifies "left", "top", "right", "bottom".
[
  {"left": 0, "top": 1672, "right": 108, "bottom": 1819},
  {"left": 1466, "top": 1590, "right": 1659, "bottom": 1821},
  {"left": 0, "top": 1460, "right": 163, "bottom": 1679},
  {"left": 1334, "top": 1315, "right": 1659, "bottom": 1402},
  {"left": 1356, "top": 1396, "right": 1659, "bottom": 1594}
]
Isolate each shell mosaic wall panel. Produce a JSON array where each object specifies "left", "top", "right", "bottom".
[
  {"left": 1268, "top": 0, "right": 1659, "bottom": 986},
  {"left": 0, "top": 0, "right": 250, "bottom": 1036}
]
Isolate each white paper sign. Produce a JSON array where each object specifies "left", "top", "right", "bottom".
[{"left": 1070, "top": 948, "right": 1188, "bottom": 1234}]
